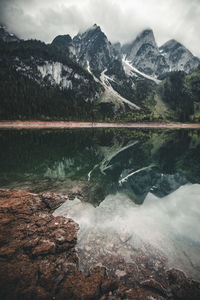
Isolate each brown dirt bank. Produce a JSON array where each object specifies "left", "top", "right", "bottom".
[
  {"left": 1, "top": 121, "right": 200, "bottom": 129},
  {"left": 0, "top": 189, "right": 200, "bottom": 300}
]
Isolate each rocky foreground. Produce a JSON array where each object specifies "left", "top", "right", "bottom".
[{"left": 0, "top": 189, "right": 200, "bottom": 300}]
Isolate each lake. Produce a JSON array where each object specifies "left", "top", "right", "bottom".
[{"left": 0, "top": 128, "right": 200, "bottom": 279}]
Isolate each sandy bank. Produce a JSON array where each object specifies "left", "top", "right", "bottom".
[{"left": 0, "top": 121, "right": 200, "bottom": 129}]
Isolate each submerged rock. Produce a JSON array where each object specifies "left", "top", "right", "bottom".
[
  {"left": 0, "top": 189, "right": 115, "bottom": 300},
  {"left": 0, "top": 189, "right": 200, "bottom": 300},
  {"left": 39, "top": 192, "right": 68, "bottom": 210}
]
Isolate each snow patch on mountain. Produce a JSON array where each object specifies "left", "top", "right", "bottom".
[
  {"left": 87, "top": 61, "right": 140, "bottom": 110},
  {"left": 122, "top": 58, "right": 138, "bottom": 78},
  {"left": 87, "top": 61, "right": 99, "bottom": 83},
  {"left": 37, "top": 62, "right": 73, "bottom": 88},
  {"left": 122, "top": 57, "right": 161, "bottom": 84},
  {"left": 122, "top": 29, "right": 169, "bottom": 76},
  {"left": 100, "top": 69, "right": 140, "bottom": 110}
]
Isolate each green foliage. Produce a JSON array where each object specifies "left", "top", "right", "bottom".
[
  {"left": 187, "top": 72, "right": 200, "bottom": 103},
  {"left": 161, "top": 71, "right": 200, "bottom": 122},
  {"left": 135, "top": 80, "right": 156, "bottom": 105},
  {"left": 0, "top": 61, "right": 108, "bottom": 121}
]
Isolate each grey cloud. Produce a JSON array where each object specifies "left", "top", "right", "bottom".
[{"left": 0, "top": 0, "right": 199, "bottom": 56}]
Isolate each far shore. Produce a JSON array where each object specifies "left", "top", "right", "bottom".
[{"left": 0, "top": 121, "right": 200, "bottom": 129}]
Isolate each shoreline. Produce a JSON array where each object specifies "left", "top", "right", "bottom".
[
  {"left": 1, "top": 121, "right": 200, "bottom": 129},
  {"left": 1, "top": 189, "right": 200, "bottom": 300}
]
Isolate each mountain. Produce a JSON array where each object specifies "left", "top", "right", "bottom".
[
  {"left": 0, "top": 37, "right": 105, "bottom": 120},
  {"left": 51, "top": 24, "right": 139, "bottom": 111},
  {"left": 72, "top": 24, "right": 118, "bottom": 73},
  {"left": 122, "top": 29, "right": 199, "bottom": 77},
  {"left": 122, "top": 29, "right": 169, "bottom": 76},
  {"left": 0, "top": 25, "right": 103, "bottom": 104},
  {"left": 51, "top": 34, "right": 73, "bottom": 56},
  {"left": 51, "top": 25, "right": 199, "bottom": 111},
  {"left": 0, "top": 37, "right": 103, "bottom": 100},
  {"left": 0, "top": 24, "right": 200, "bottom": 122},
  {"left": 159, "top": 39, "right": 200, "bottom": 74},
  {"left": 0, "top": 25, "right": 19, "bottom": 43}
]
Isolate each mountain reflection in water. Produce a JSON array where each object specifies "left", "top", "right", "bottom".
[
  {"left": 1, "top": 128, "right": 200, "bottom": 279},
  {"left": 0, "top": 129, "right": 200, "bottom": 204}
]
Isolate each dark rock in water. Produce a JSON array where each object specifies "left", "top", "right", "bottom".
[
  {"left": 57, "top": 266, "right": 117, "bottom": 300},
  {"left": 0, "top": 189, "right": 116, "bottom": 300},
  {"left": 0, "top": 189, "right": 78, "bottom": 299},
  {"left": 82, "top": 182, "right": 107, "bottom": 205},
  {"left": 167, "top": 269, "right": 200, "bottom": 300},
  {"left": 0, "top": 189, "right": 200, "bottom": 300},
  {"left": 40, "top": 192, "right": 68, "bottom": 210}
]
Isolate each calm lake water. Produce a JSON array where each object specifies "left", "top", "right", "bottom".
[{"left": 1, "top": 129, "right": 200, "bottom": 279}]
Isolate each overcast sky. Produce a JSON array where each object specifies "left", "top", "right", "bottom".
[{"left": 0, "top": 0, "right": 199, "bottom": 56}]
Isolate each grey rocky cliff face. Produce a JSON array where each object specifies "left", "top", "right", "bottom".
[
  {"left": 54, "top": 24, "right": 136, "bottom": 111},
  {"left": 122, "top": 29, "right": 169, "bottom": 76},
  {"left": 52, "top": 25, "right": 199, "bottom": 80},
  {"left": 2, "top": 24, "right": 199, "bottom": 112},
  {"left": 12, "top": 57, "right": 103, "bottom": 102},
  {"left": 52, "top": 24, "right": 122, "bottom": 75},
  {"left": 72, "top": 24, "right": 119, "bottom": 73},
  {"left": 51, "top": 34, "right": 73, "bottom": 55},
  {"left": 159, "top": 39, "right": 200, "bottom": 73},
  {"left": 122, "top": 29, "right": 199, "bottom": 76},
  {"left": 123, "top": 29, "right": 158, "bottom": 60},
  {"left": 49, "top": 25, "right": 200, "bottom": 110}
]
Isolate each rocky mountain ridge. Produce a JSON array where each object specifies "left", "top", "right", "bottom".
[
  {"left": 159, "top": 39, "right": 200, "bottom": 74},
  {"left": 0, "top": 23, "right": 199, "bottom": 118},
  {"left": 51, "top": 24, "right": 200, "bottom": 109},
  {"left": 122, "top": 28, "right": 199, "bottom": 76},
  {"left": 0, "top": 36, "right": 103, "bottom": 104},
  {"left": 1, "top": 23, "right": 199, "bottom": 81}
]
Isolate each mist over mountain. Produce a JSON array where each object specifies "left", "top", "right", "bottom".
[
  {"left": 1, "top": 0, "right": 200, "bottom": 57},
  {"left": 0, "top": 24, "right": 19, "bottom": 43}
]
